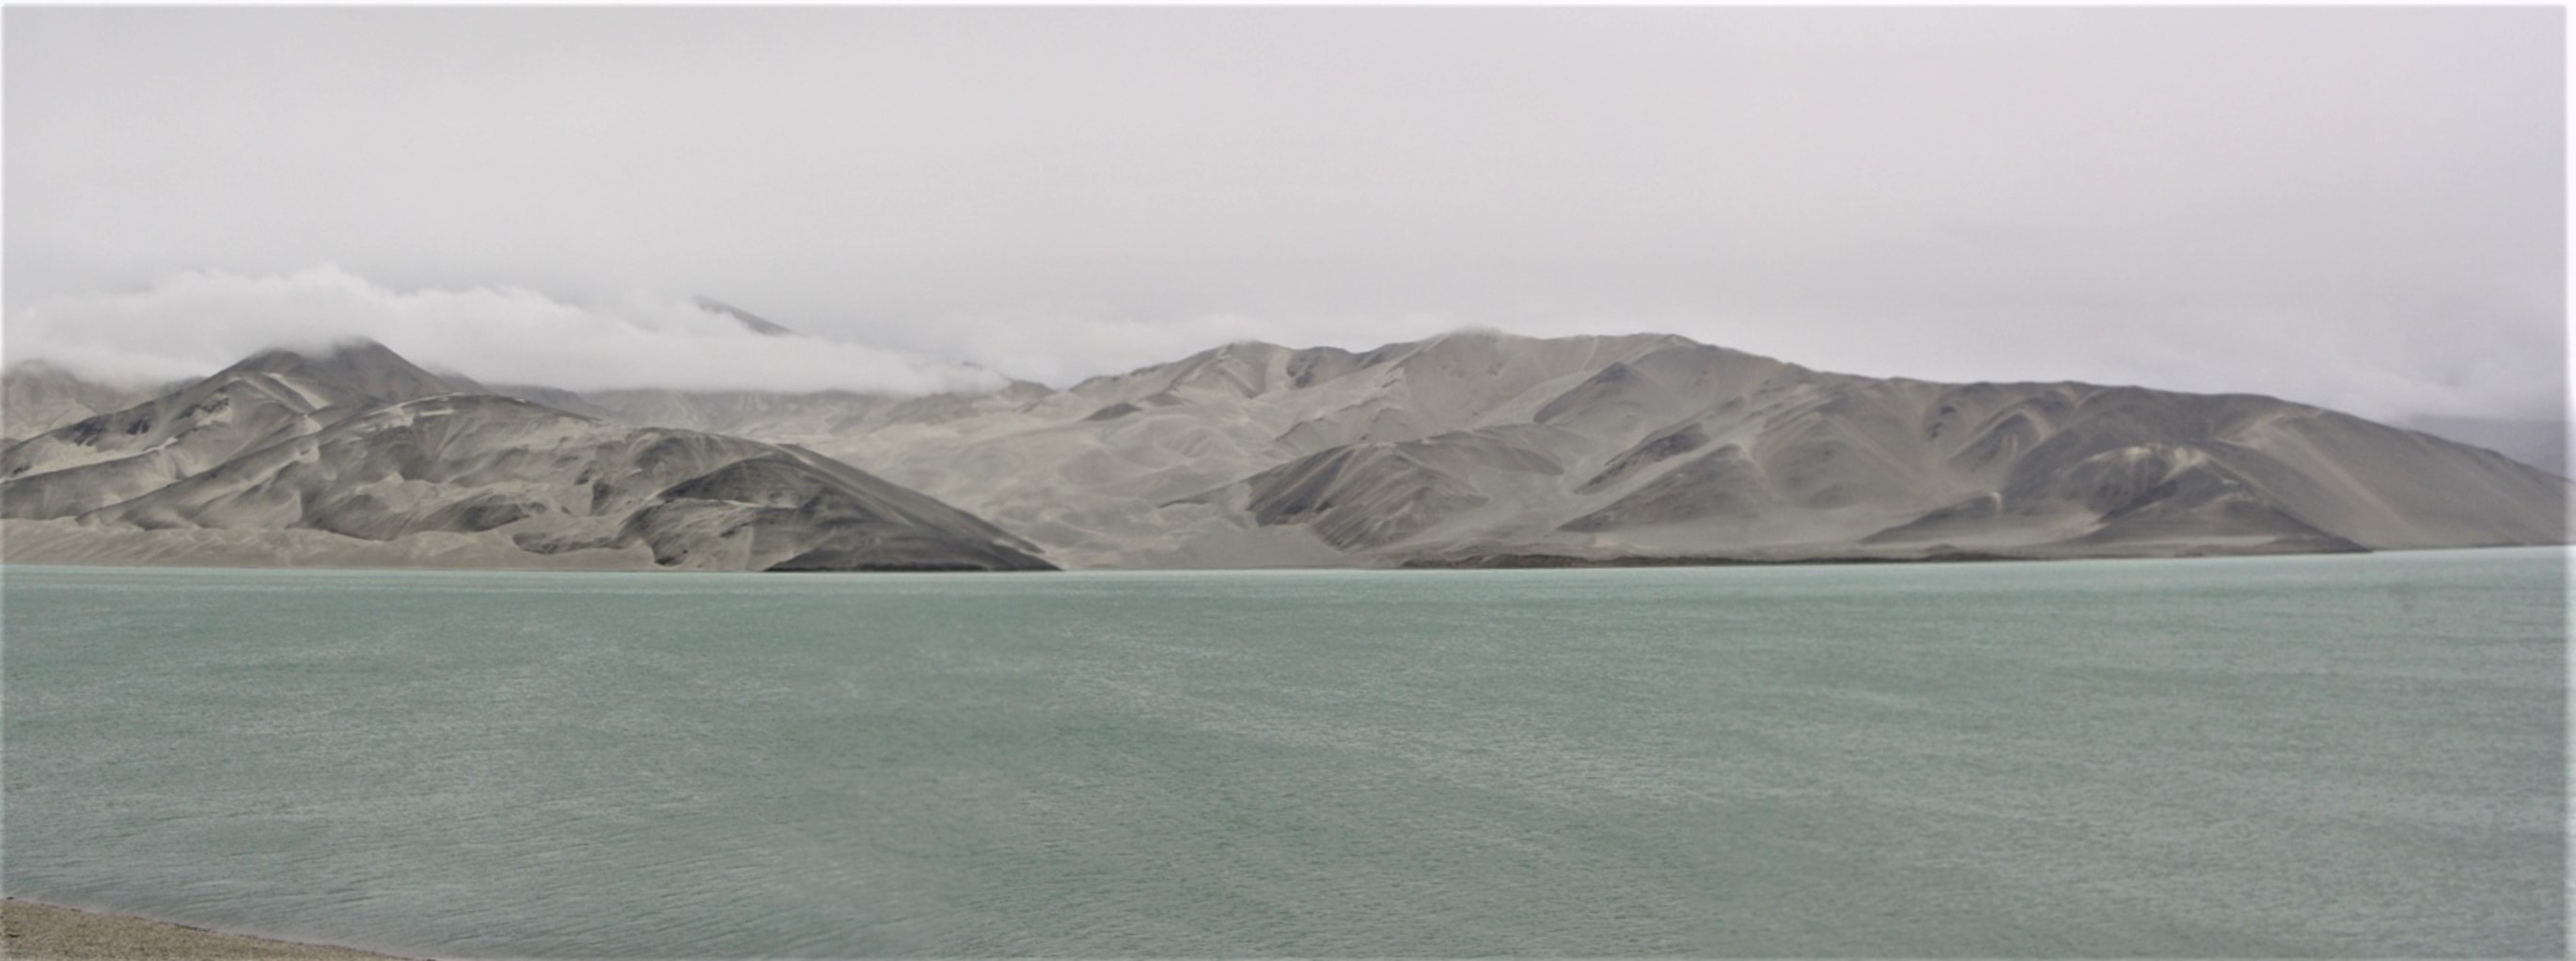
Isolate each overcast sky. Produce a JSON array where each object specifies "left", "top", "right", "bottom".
[{"left": 5, "top": 7, "right": 2564, "bottom": 424}]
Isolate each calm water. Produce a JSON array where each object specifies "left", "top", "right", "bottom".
[{"left": 3, "top": 550, "right": 2564, "bottom": 958}]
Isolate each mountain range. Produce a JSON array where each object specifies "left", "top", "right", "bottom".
[
  {"left": 0, "top": 343, "right": 1048, "bottom": 572},
  {"left": 2, "top": 331, "right": 2565, "bottom": 571}
]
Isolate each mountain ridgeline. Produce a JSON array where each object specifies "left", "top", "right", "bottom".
[
  {"left": 0, "top": 342, "right": 1051, "bottom": 572},
  {"left": 2, "top": 331, "right": 2565, "bottom": 570}
]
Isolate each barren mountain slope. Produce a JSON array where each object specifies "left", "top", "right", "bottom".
[
  {"left": 683, "top": 331, "right": 2567, "bottom": 568},
  {"left": 2, "top": 341, "right": 467, "bottom": 520},
  {"left": 0, "top": 342, "right": 1054, "bottom": 572},
  {"left": 0, "top": 361, "right": 175, "bottom": 442},
  {"left": 716, "top": 332, "right": 1737, "bottom": 566},
  {"left": 9, "top": 331, "right": 2559, "bottom": 570}
]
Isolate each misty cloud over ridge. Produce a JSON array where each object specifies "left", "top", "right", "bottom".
[
  {"left": 6, "top": 8, "right": 2561, "bottom": 432},
  {"left": 3, "top": 267, "right": 1005, "bottom": 395},
  {"left": 6, "top": 265, "right": 2561, "bottom": 438}
]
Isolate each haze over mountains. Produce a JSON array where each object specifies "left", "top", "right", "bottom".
[{"left": 2, "top": 329, "right": 2563, "bottom": 572}]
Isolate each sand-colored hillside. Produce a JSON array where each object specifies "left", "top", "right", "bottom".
[
  {"left": 7, "top": 331, "right": 2564, "bottom": 570},
  {"left": 655, "top": 331, "right": 2565, "bottom": 568},
  {"left": 0, "top": 342, "right": 1054, "bottom": 573}
]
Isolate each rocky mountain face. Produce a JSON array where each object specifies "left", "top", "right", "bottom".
[
  {"left": 0, "top": 360, "right": 176, "bottom": 445},
  {"left": 2395, "top": 414, "right": 2568, "bottom": 480},
  {"left": 0, "top": 342, "right": 1054, "bottom": 572},
  {"left": 620, "top": 331, "right": 2567, "bottom": 568},
  {"left": 5, "top": 330, "right": 2564, "bottom": 571},
  {"left": 691, "top": 295, "right": 800, "bottom": 338}
]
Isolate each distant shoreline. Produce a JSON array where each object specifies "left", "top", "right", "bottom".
[
  {"left": 5, "top": 539, "right": 2463, "bottom": 576},
  {"left": 1398, "top": 548, "right": 2035, "bottom": 569},
  {"left": 1392, "top": 543, "right": 2393, "bottom": 569},
  {"left": 0, "top": 898, "right": 416, "bottom": 960}
]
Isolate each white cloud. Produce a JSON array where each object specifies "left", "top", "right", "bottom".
[
  {"left": 12, "top": 265, "right": 2554, "bottom": 436},
  {"left": 898, "top": 308, "right": 1468, "bottom": 387},
  {"left": 6, "top": 8, "right": 2557, "bottom": 427},
  {"left": 2, "top": 267, "right": 1004, "bottom": 395}
]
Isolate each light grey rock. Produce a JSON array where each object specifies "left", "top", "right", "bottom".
[
  {"left": 0, "top": 360, "right": 176, "bottom": 440},
  {"left": 14, "top": 330, "right": 2561, "bottom": 570},
  {"left": 648, "top": 330, "right": 2566, "bottom": 567},
  {"left": 1, "top": 342, "right": 1053, "bottom": 573}
]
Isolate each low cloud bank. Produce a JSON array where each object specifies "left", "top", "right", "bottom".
[
  {"left": 3, "top": 267, "right": 1004, "bottom": 395},
  {"left": 7, "top": 267, "right": 2560, "bottom": 446},
  {"left": 893, "top": 309, "right": 1468, "bottom": 388}
]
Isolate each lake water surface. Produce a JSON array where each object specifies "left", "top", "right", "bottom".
[{"left": 3, "top": 550, "right": 2564, "bottom": 957}]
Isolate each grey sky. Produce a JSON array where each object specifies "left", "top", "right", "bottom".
[{"left": 4, "top": 7, "right": 2563, "bottom": 425}]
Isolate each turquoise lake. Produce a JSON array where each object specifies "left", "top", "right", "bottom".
[{"left": 3, "top": 549, "right": 2564, "bottom": 957}]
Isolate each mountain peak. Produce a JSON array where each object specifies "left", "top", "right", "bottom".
[
  {"left": 691, "top": 296, "right": 799, "bottom": 338},
  {"left": 216, "top": 339, "right": 468, "bottom": 406}
]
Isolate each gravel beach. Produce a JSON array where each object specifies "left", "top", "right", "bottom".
[{"left": 0, "top": 900, "right": 414, "bottom": 960}]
